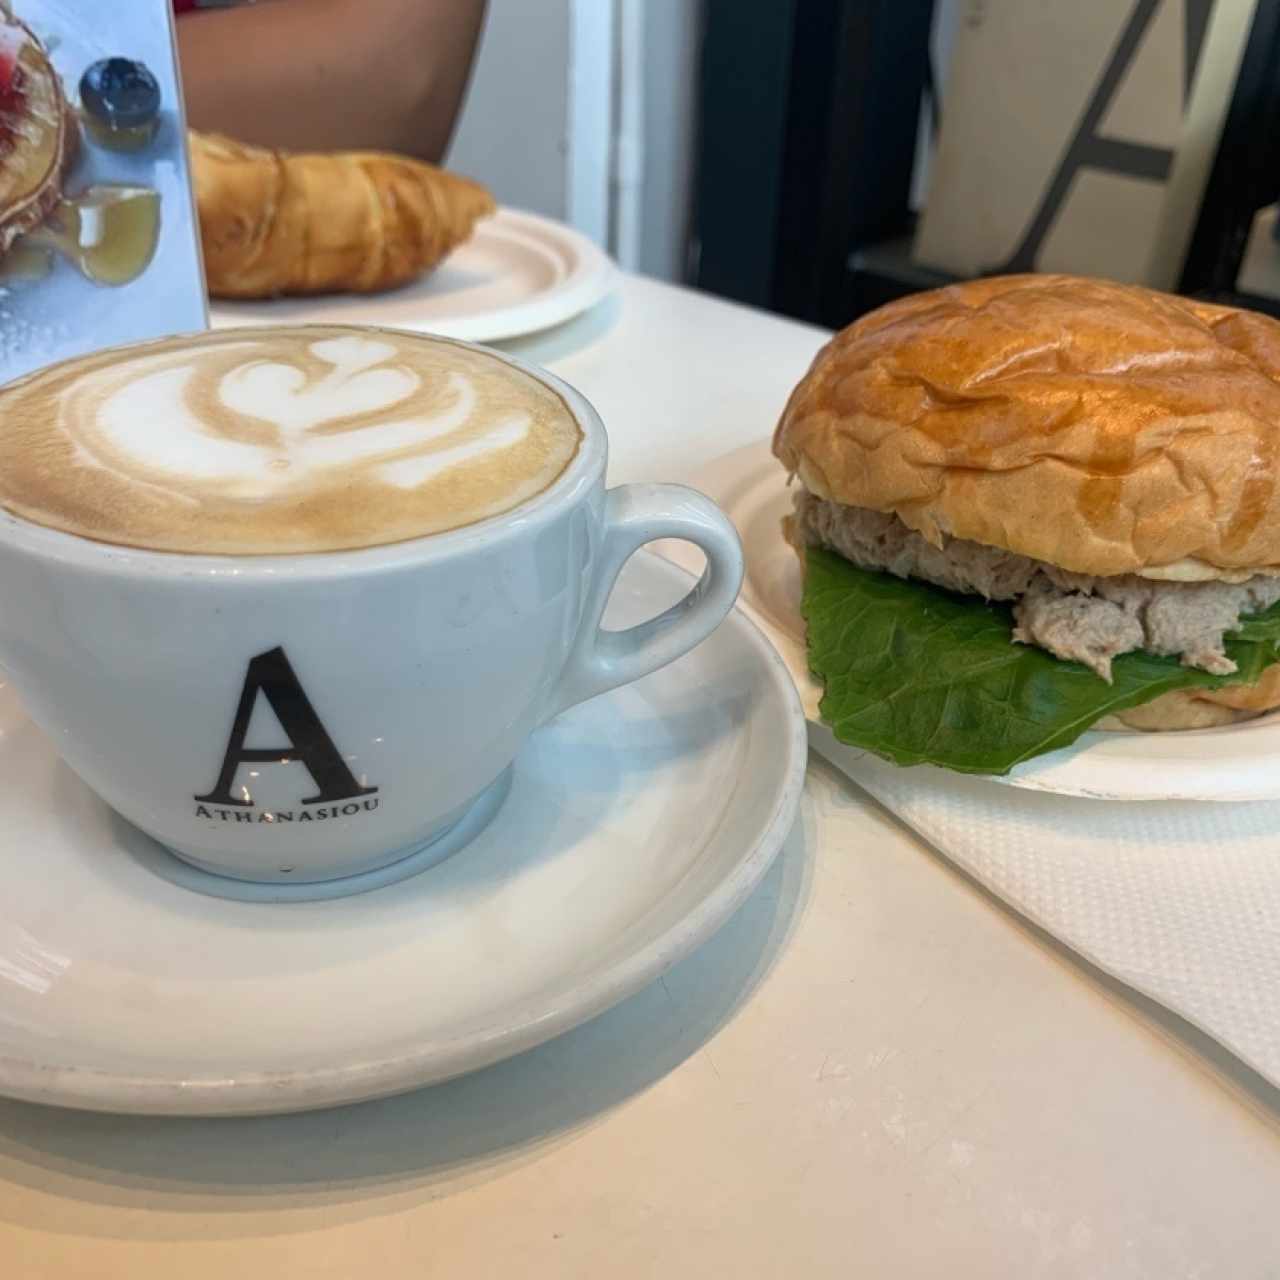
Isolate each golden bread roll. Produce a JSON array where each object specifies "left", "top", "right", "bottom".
[
  {"left": 190, "top": 130, "right": 495, "bottom": 298},
  {"left": 774, "top": 274, "right": 1280, "bottom": 581}
]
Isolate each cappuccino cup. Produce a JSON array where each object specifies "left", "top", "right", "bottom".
[{"left": 0, "top": 326, "right": 744, "bottom": 889}]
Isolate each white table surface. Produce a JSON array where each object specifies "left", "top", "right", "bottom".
[{"left": 5, "top": 275, "right": 1280, "bottom": 1278}]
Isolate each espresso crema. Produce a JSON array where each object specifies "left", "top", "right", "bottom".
[{"left": 0, "top": 326, "right": 582, "bottom": 553}]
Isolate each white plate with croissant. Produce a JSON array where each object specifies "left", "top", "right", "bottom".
[{"left": 196, "top": 132, "right": 617, "bottom": 343}]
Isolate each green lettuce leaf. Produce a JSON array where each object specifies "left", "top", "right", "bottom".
[{"left": 802, "top": 547, "right": 1280, "bottom": 775}]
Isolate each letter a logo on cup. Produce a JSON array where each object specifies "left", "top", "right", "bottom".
[{"left": 195, "top": 647, "right": 379, "bottom": 809}]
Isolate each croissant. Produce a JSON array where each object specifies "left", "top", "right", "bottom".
[{"left": 189, "top": 130, "right": 495, "bottom": 299}]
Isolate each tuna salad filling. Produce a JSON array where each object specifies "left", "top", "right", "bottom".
[{"left": 792, "top": 489, "right": 1280, "bottom": 682}]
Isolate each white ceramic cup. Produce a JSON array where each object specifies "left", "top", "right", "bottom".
[{"left": 0, "top": 340, "right": 744, "bottom": 891}]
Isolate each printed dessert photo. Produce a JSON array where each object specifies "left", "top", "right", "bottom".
[{"left": 0, "top": 0, "right": 204, "bottom": 381}]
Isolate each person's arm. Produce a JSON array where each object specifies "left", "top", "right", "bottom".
[{"left": 177, "top": 0, "right": 487, "bottom": 161}]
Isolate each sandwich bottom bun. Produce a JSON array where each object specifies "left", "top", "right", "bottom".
[{"left": 1097, "top": 662, "right": 1280, "bottom": 732}]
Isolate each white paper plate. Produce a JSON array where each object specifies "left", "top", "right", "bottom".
[
  {"left": 659, "top": 440, "right": 1280, "bottom": 803},
  {"left": 209, "top": 207, "right": 618, "bottom": 343},
  {"left": 0, "top": 554, "right": 805, "bottom": 1115}
]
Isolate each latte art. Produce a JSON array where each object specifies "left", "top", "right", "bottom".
[
  {"left": 85, "top": 336, "right": 529, "bottom": 500},
  {"left": 0, "top": 327, "right": 581, "bottom": 553}
]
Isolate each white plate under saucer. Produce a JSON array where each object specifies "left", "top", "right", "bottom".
[
  {"left": 657, "top": 440, "right": 1280, "bottom": 803},
  {"left": 209, "top": 208, "right": 618, "bottom": 343},
  {"left": 0, "top": 554, "right": 806, "bottom": 1116}
]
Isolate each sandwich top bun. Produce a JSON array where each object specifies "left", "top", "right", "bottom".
[{"left": 773, "top": 274, "right": 1280, "bottom": 581}]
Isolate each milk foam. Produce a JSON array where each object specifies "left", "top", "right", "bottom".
[
  {"left": 0, "top": 327, "right": 581, "bottom": 553},
  {"left": 87, "top": 336, "right": 529, "bottom": 501}
]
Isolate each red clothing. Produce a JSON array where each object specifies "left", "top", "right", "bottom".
[{"left": 173, "top": 0, "right": 197, "bottom": 12}]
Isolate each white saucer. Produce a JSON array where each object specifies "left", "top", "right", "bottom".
[
  {"left": 209, "top": 208, "right": 618, "bottom": 343},
  {"left": 0, "top": 554, "right": 805, "bottom": 1116},
  {"left": 658, "top": 440, "right": 1280, "bottom": 803}
]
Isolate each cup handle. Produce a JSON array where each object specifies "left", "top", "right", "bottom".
[{"left": 544, "top": 483, "right": 744, "bottom": 721}]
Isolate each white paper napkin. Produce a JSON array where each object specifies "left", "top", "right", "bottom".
[{"left": 823, "top": 740, "right": 1280, "bottom": 1088}]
